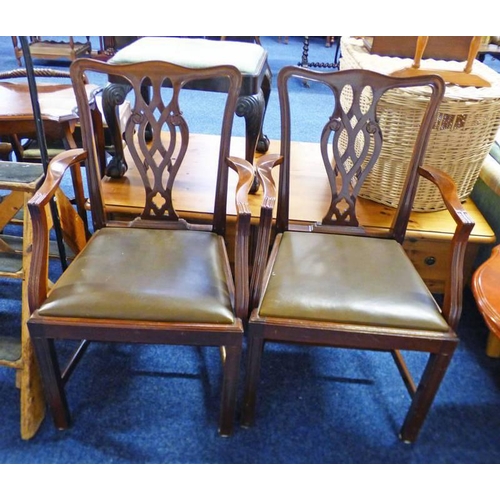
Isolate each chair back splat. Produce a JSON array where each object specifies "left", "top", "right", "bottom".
[
  {"left": 244, "top": 67, "right": 475, "bottom": 443},
  {"left": 27, "top": 59, "right": 254, "bottom": 437},
  {"left": 277, "top": 68, "right": 442, "bottom": 240}
]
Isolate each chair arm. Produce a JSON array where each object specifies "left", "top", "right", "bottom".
[
  {"left": 249, "top": 154, "right": 282, "bottom": 309},
  {"left": 227, "top": 156, "right": 255, "bottom": 318},
  {"left": 418, "top": 165, "right": 475, "bottom": 330},
  {"left": 27, "top": 149, "right": 87, "bottom": 313},
  {"left": 29, "top": 149, "right": 87, "bottom": 209}
]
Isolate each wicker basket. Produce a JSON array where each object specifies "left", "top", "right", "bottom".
[{"left": 340, "top": 37, "right": 500, "bottom": 212}]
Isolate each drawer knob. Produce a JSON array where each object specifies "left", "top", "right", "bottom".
[{"left": 425, "top": 256, "right": 437, "bottom": 266}]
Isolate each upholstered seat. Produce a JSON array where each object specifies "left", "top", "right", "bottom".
[
  {"left": 38, "top": 228, "right": 235, "bottom": 324},
  {"left": 109, "top": 37, "right": 267, "bottom": 78},
  {"left": 259, "top": 232, "right": 449, "bottom": 332}
]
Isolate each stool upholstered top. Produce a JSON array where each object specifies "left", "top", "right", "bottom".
[{"left": 109, "top": 37, "right": 268, "bottom": 76}]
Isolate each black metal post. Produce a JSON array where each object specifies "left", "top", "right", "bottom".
[{"left": 19, "top": 36, "right": 68, "bottom": 271}]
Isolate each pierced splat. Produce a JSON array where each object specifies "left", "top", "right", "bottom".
[
  {"left": 321, "top": 83, "right": 382, "bottom": 227},
  {"left": 123, "top": 77, "right": 190, "bottom": 221}
]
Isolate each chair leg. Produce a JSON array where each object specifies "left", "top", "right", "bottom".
[
  {"left": 399, "top": 350, "right": 455, "bottom": 443},
  {"left": 218, "top": 343, "right": 242, "bottom": 437},
  {"left": 241, "top": 331, "right": 265, "bottom": 428},
  {"left": 30, "top": 335, "right": 71, "bottom": 430}
]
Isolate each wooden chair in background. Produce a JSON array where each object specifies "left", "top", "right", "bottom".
[
  {"left": 0, "top": 68, "right": 96, "bottom": 439},
  {"left": 26, "top": 59, "right": 253, "bottom": 436},
  {"left": 242, "top": 67, "right": 475, "bottom": 443},
  {"left": 390, "top": 36, "right": 491, "bottom": 88}
]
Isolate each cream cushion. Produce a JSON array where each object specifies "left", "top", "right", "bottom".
[{"left": 109, "top": 37, "right": 267, "bottom": 76}]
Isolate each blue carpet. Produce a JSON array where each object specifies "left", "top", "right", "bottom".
[{"left": 0, "top": 37, "right": 499, "bottom": 465}]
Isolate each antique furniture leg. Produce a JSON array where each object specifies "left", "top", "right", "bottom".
[
  {"left": 102, "top": 82, "right": 131, "bottom": 178},
  {"left": 241, "top": 326, "right": 265, "bottom": 427},
  {"left": 399, "top": 350, "right": 456, "bottom": 443},
  {"left": 30, "top": 336, "right": 71, "bottom": 429},
  {"left": 257, "top": 67, "right": 271, "bottom": 154},
  {"left": 299, "top": 36, "right": 340, "bottom": 70},
  {"left": 218, "top": 343, "right": 243, "bottom": 436}
]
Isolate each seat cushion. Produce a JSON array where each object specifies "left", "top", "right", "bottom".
[
  {"left": 0, "top": 161, "right": 43, "bottom": 188},
  {"left": 38, "top": 227, "right": 235, "bottom": 324},
  {"left": 109, "top": 37, "right": 267, "bottom": 76},
  {"left": 259, "top": 232, "right": 449, "bottom": 332}
]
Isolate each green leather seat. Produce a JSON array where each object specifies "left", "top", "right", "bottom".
[
  {"left": 259, "top": 231, "right": 449, "bottom": 332},
  {"left": 39, "top": 227, "right": 235, "bottom": 324}
]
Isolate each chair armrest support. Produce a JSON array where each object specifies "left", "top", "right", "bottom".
[
  {"left": 250, "top": 154, "right": 282, "bottom": 309},
  {"left": 418, "top": 165, "right": 475, "bottom": 330},
  {"left": 27, "top": 149, "right": 87, "bottom": 313},
  {"left": 227, "top": 156, "right": 255, "bottom": 318}
]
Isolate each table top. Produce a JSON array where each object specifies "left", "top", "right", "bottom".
[
  {"left": 100, "top": 133, "right": 495, "bottom": 244},
  {"left": 473, "top": 245, "right": 500, "bottom": 334},
  {"left": 0, "top": 82, "right": 100, "bottom": 123}
]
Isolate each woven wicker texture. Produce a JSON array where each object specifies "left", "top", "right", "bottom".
[{"left": 341, "top": 38, "right": 500, "bottom": 211}]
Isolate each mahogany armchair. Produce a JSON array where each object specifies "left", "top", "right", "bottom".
[
  {"left": 27, "top": 59, "right": 253, "bottom": 436},
  {"left": 242, "top": 67, "right": 475, "bottom": 443}
]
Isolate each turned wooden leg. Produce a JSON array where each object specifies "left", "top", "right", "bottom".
[{"left": 218, "top": 343, "right": 242, "bottom": 437}]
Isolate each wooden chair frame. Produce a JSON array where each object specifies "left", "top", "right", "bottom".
[
  {"left": 26, "top": 60, "right": 254, "bottom": 436},
  {"left": 242, "top": 67, "right": 475, "bottom": 443}
]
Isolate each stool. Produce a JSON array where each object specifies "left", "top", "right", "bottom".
[
  {"left": 101, "top": 37, "right": 271, "bottom": 186},
  {"left": 472, "top": 244, "right": 500, "bottom": 357}
]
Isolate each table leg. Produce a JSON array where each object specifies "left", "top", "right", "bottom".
[
  {"left": 102, "top": 82, "right": 131, "bottom": 179},
  {"left": 486, "top": 333, "right": 500, "bottom": 358},
  {"left": 299, "top": 36, "right": 341, "bottom": 70},
  {"left": 236, "top": 90, "right": 266, "bottom": 194},
  {"left": 257, "top": 67, "right": 272, "bottom": 155}
]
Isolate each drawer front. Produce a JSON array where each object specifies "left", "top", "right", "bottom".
[{"left": 403, "top": 237, "right": 478, "bottom": 293}]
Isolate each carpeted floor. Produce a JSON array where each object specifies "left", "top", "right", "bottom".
[{"left": 0, "top": 37, "right": 499, "bottom": 464}]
